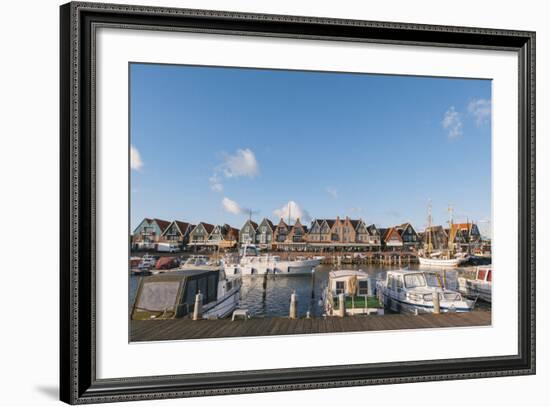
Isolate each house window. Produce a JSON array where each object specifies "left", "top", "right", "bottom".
[{"left": 336, "top": 281, "right": 345, "bottom": 295}]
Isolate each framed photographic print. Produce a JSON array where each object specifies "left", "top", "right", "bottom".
[{"left": 60, "top": 1, "right": 535, "bottom": 404}]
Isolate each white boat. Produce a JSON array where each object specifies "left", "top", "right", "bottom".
[
  {"left": 418, "top": 255, "right": 462, "bottom": 267},
  {"left": 223, "top": 244, "right": 322, "bottom": 276},
  {"left": 178, "top": 255, "right": 217, "bottom": 271},
  {"left": 137, "top": 253, "right": 158, "bottom": 270},
  {"left": 376, "top": 270, "right": 475, "bottom": 314},
  {"left": 458, "top": 265, "right": 492, "bottom": 302},
  {"left": 323, "top": 270, "right": 383, "bottom": 316},
  {"left": 131, "top": 266, "right": 242, "bottom": 320},
  {"left": 420, "top": 202, "right": 470, "bottom": 268}
]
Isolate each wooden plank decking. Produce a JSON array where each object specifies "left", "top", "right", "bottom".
[{"left": 130, "top": 311, "right": 491, "bottom": 342}]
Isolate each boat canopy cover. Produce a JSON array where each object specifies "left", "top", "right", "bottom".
[
  {"left": 155, "top": 256, "right": 177, "bottom": 269},
  {"left": 132, "top": 271, "right": 219, "bottom": 320}
]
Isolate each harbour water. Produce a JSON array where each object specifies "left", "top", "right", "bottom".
[{"left": 129, "top": 264, "right": 488, "bottom": 317}]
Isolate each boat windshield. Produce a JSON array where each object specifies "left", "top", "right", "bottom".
[
  {"left": 424, "top": 273, "right": 441, "bottom": 287},
  {"left": 403, "top": 273, "right": 426, "bottom": 288}
]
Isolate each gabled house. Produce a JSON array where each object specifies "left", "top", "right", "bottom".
[
  {"left": 207, "top": 224, "right": 239, "bottom": 248},
  {"left": 159, "top": 220, "right": 195, "bottom": 249},
  {"left": 395, "top": 222, "right": 420, "bottom": 249},
  {"left": 448, "top": 222, "right": 482, "bottom": 251},
  {"left": 329, "top": 217, "right": 344, "bottom": 242},
  {"left": 366, "top": 224, "right": 381, "bottom": 247},
  {"left": 273, "top": 219, "right": 290, "bottom": 244},
  {"left": 131, "top": 218, "right": 170, "bottom": 250},
  {"left": 239, "top": 220, "right": 258, "bottom": 245},
  {"left": 308, "top": 219, "right": 334, "bottom": 243},
  {"left": 255, "top": 218, "right": 275, "bottom": 249},
  {"left": 382, "top": 227, "right": 403, "bottom": 249},
  {"left": 188, "top": 222, "right": 215, "bottom": 247},
  {"left": 286, "top": 218, "right": 308, "bottom": 243},
  {"left": 352, "top": 219, "right": 371, "bottom": 244},
  {"left": 341, "top": 217, "right": 357, "bottom": 243},
  {"left": 329, "top": 216, "right": 358, "bottom": 243}
]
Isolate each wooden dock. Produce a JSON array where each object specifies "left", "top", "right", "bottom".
[{"left": 130, "top": 311, "right": 491, "bottom": 342}]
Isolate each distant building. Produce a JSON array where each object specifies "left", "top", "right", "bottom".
[
  {"left": 381, "top": 227, "right": 403, "bottom": 250},
  {"left": 366, "top": 224, "right": 381, "bottom": 248},
  {"left": 208, "top": 224, "right": 239, "bottom": 249},
  {"left": 395, "top": 223, "right": 420, "bottom": 250},
  {"left": 308, "top": 218, "right": 381, "bottom": 250},
  {"left": 239, "top": 220, "right": 258, "bottom": 244},
  {"left": 273, "top": 219, "right": 289, "bottom": 244},
  {"left": 308, "top": 219, "right": 335, "bottom": 243},
  {"left": 188, "top": 222, "right": 216, "bottom": 248},
  {"left": 448, "top": 222, "right": 482, "bottom": 251},
  {"left": 287, "top": 218, "right": 308, "bottom": 244},
  {"left": 255, "top": 218, "right": 275, "bottom": 249},
  {"left": 131, "top": 218, "right": 170, "bottom": 250},
  {"left": 272, "top": 218, "right": 308, "bottom": 251},
  {"left": 159, "top": 220, "right": 195, "bottom": 250}
]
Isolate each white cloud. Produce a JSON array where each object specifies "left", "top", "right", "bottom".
[
  {"left": 221, "top": 197, "right": 256, "bottom": 216},
  {"left": 273, "top": 201, "right": 311, "bottom": 223},
  {"left": 130, "top": 145, "right": 143, "bottom": 171},
  {"left": 211, "top": 183, "right": 223, "bottom": 192},
  {"left": 326, "top": 187, "right": 338, "bottom": 199},
  {"left": 468, "top": 98, "right": 491, "bottom": 125},
  {"left": 210, "top": 148, "right": 259, "bottom": 192},
  {"left": 442, "top": 107, "right": 463, "bottom": 139},
  {"left": 221, "top": 148, "right": 259, "bottom": 178},
  {"left": 222, "top": 197, "right": 243, "bottom": 214},
  {"left": 209, "top": 175, "right": 223, "bottom": 192}
]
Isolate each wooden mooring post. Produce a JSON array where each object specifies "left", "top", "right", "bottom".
[
  {"left": 433, "top": 292, "right": 440, "bottom": 314},
  {"left": 337, "top": 293, "right": 346, "bottom": 317},
  {"left": 289, "top": 292, "right": 298, "bottom": 319},
  {"left": 193, "top": 292, "right": 203, "bottom": 320}
]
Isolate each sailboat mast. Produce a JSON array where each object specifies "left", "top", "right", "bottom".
[
  {"left": 448, "top": 204, "right": 454, "bottom": 253},
  {"left": 426, "top": 200, "right": 433, "bottom": 254}
]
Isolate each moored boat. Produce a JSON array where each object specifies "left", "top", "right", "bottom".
[
  {"left": 131, "top": 267, "right": 241, "bottom": 320},
  {"left": 376, "top": 269, "right": 475, "bottom": 314},
  {"left": 223, "top": 244, "right": 321, "bottom": 276},
  {"left": 323, "top": 270, "right": 383, "bottom": 316},
  {"left": 418, "top": 255, "right": 466, "bottom": 267},
  {"left": 458, "top": 265, "right": 492, "bottom": 302}
]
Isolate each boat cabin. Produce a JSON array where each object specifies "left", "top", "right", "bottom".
[
  {"left": 325, "top": 270, "right": 381, "bottom": 315},
  {"left": 476, "top": 265, "right": 492, "bottom": 282},
  {"left": 131, "top": 270, "right": 223, "bottom": 320}
]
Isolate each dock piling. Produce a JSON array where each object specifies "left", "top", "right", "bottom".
[
  {"left": 338, "top": 293, "right": 346, "bottom": 317},
  {"left": 193, "top": 292, "right": 203, "bottom": 320},
  {"left": 289, "top": 292, "right": 298, "bottom": 319},
  {"left": 433, "top": 292, "right": 440, "bottom": 314}
]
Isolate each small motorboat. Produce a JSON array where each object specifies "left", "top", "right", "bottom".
[
  {"left": 323, "top": 270, "right": 383, "bottom": 316},
  {"left": 376, "top": 270, "right": 475, "bottom": 314},
  {"left": 178, "top": 255, "right": 217, "bottom": 270},
  {"left": 131, "top": 267, "right": 242, "bottom": 320}
]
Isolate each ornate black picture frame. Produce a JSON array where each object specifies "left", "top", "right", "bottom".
[{"left": 60, "top": 2, "right": 535, "bottom": 404}]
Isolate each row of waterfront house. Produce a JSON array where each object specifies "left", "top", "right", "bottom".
[{"left": 131, "top": 216, "right": 484, "bottom": 253}]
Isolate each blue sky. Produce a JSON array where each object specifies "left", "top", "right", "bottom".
[{"left": 130, "top": 63, "right": 492, "bottom": 235}]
